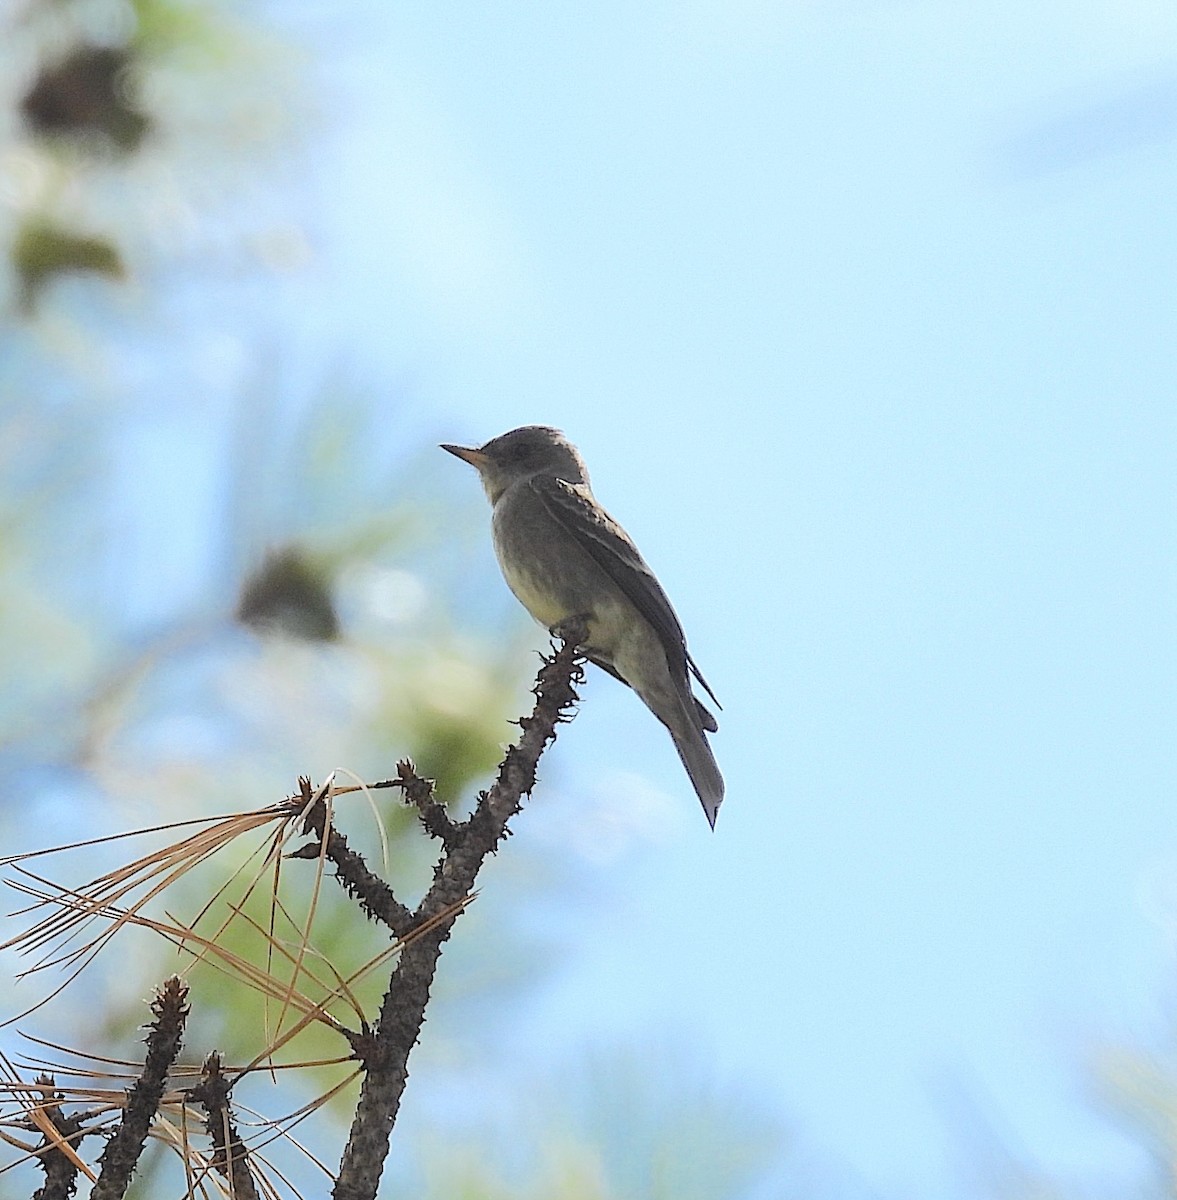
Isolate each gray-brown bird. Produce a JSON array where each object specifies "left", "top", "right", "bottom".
[{"left": 441, "top": 425, "right": 724, "bottom": 827}]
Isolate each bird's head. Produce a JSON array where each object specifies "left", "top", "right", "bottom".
[{"left": 441, "top": 425, "right": 589, "bottom": 504}]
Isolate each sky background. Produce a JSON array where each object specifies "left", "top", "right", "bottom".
[
  {"left": 278, "top": 3, "right": 1175, "bottom": 1195},
  {"left": 8, "top": 0, "right": 1177, "bottom": 1196}
]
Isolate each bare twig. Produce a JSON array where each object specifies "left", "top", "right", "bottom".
[
  {"left": 394, "top": 761, "right": 460, "bottom": 848},
  {"left": 188, "top": 1052, "right": 260, "bottom": 1200},
  {"left": 91, "top": 976, "right": 189, "bottom": 1200},
  {"left": 26, "top": 1073, "right": 90, "bottom": 1200},
  {"left": 292, "top": 779, "right": 414, "bottom": 938}
]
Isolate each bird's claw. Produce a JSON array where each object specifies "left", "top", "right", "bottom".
[{"left": 551, "top": 615, "right": 590, "bottom": 646}]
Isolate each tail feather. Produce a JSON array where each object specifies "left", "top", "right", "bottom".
[
  {"left": 671, "top": 723, "right": 725, "bottom": 829},
  {"left": 609, "top": 652, "right": 725, "bottom": 827},
  {"left": 695, "top": 697, "right": 718, "bottom": 733}
]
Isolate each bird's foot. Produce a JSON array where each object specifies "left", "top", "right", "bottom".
[{"left": 550, "top": 615, "right": 590, "bottom": 647}]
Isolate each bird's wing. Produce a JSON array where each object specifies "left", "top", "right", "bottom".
[{"left": 528, "top": 475, "right": 720, "bottom": 710}]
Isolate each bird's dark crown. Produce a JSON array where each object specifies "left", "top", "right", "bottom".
[{"left": 479, "top": 425, "right": 589, "bottom": 485}]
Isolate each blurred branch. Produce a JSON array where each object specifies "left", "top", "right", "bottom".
[
  {"left": 13, "top": 218, "right": 123, "bottom": 313},
  {"left": 20, "top": 43, "right": 149, "bottom": 152}
]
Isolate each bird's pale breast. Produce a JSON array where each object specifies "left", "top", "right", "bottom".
[{"left": 492, "top": 483, "right": 636, "bottom": 657}]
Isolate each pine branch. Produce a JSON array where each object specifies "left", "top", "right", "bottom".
[
  {"left": 90, "top": 976, "right": 189, "bottom": 1200},
  {"left": 332, "top": 626, "right": 585, "bottom": 1200}
]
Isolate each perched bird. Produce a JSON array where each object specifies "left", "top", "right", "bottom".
[{"left": 441, "top": 425, "right": 724, "bottom": 827}]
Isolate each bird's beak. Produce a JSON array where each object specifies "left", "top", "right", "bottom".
[{"left": 440, "top": 443, "right": 490, "bottom": 470}]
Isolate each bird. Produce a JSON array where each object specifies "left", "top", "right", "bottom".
[{"left": 441, "top": 425, "right": 724, "bottom": 827}]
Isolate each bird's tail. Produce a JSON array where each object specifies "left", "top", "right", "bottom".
[{"left": 670, "top": 719, "right": 725, "bottom": 829}]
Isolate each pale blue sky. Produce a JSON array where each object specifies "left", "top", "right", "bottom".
[{"left": 276, "top": 2, "right": 1177, "bottom": 1195}]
